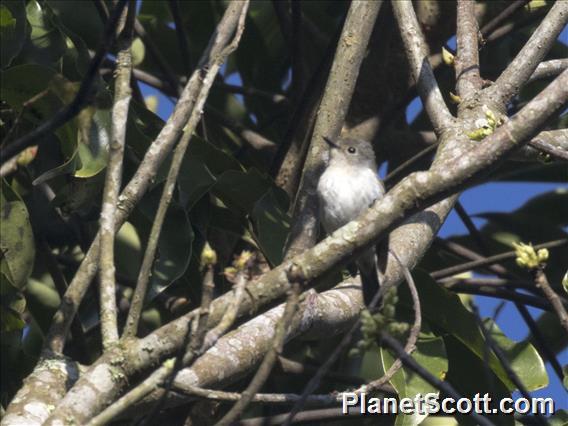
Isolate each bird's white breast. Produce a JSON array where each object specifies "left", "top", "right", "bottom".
[{"left": 317, "top": 165, "right": 384, "bottom": 233}]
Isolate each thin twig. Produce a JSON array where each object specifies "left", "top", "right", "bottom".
[
  {"left": 378, "top": 331, "right": 495, "bottom": 426},
  {"left": 431, "top": 239, "right": 567, "bottom": 279},
  {"left": 470, "top": 304, "right": 546, "bottom": 426},
  {"left": 528, "top": 136, "right": 568, "bottom": 162},
  {"left": 455, "top": 0, "right": 482, "bottom": 99},
  {"left": 533, "top": 268, "right": 568, "bottom": 334},
  {"left": 85, "top": 358, "right": 176, "bottom": 426},
  {"left": 216, "top": 266, "right": 303, "bottom": 425},
  {"left": 392, "top": 1, "right": 454, "bottom": 134},
  {"left": 143, "top": 255, "right": 218, "bottom": 425},
  {"left": 484, "top": 1, "right": 568, "bottom": 107},
  {"left": 527, "top": 59, "right": 568, "bottom": 84},
  {"left": 175, "top": 385, "right": 340, "bottom": 406},
  {"left": 514, "top": 302, "right": 565, "bottom": 382},
  {"left": 479, "top": 0, "right": 531, "bottom": 38},
  {"left": 0, "top": 0, "right": 129, "bottom": 164},
  {"left": 122, "top": 2, "right": 249, "bottom": 339},
  {"left": 355, "top": 250, "right": 422, "bottom": 393},
  {"left": 168, "top": 0, "right": 192, "bottom": 75},
  {"left": 383, "top": 142, "right": 439, "bottom": 186},
  {"left": 98, "top": 0, "right": 135, "bottom": 351}
]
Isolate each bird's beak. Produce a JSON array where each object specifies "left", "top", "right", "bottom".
[{"left": 323, "top": 136, "right": 339, "bottom": 149}]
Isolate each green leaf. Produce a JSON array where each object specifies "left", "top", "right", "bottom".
[
  {"left": 398, "top": 270, "right": 548, "bottom": 392},
  {"left": 0, "top": 179, "right": 35, "bottom": 291},
  {"left": 549, "top": 409, "right": 568, "bottom": 426},
  {"left": 178, "top": 157, "right": 217, "bottom": 210},
  {"left": 17, "top": 0, "right": 66, "bottom": 67},
  {"left": 0, "top": 1, "right": 27, "bottom": 69},
  {"left": 251, "top": 189, "right": 290, "bottom": 266},
  {"left": 444, "top": 335, "right": 514, "bottom": 426},
  {"left": 380, "top": 328, "right": 448, "bottom": 426},
  {"left": 132, "top": 187, "right": 194, "bottom": 301}
]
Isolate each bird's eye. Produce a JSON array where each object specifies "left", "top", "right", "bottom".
[{"left": 347, "top": 147, "right": 356, "bottom": 154}]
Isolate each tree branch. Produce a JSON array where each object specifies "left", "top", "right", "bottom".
[
  {"left": 392, "top": 1, "right": 454, "bottom": 134},
  {"left": 484, "top": 1, "right": 568, "bottom": 108},
  {"left": 98, "top": 0, "right": 135, "bottom": 351},
  {"left": 284, "top": 0, "right": 383, "bottom": 259},
  {"left": 455, "top": 0, "right": 482, "bottom": 99}
]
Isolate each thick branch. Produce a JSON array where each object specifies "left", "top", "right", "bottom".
[{"left": 455, "top": 0, "right": 482, "bottom": 99}]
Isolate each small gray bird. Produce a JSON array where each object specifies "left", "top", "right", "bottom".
[{"left": 317, "top": 136, "right": 385, "bottom": 306}]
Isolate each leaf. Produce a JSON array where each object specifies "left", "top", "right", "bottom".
[
  {"left": 0, "top": 179, "right": 35, "bottom": 291},
  {"left": 398, "top": 270, "right": 548, "bottom": 392},
  {"left": 380, "top": 328, "right": 448, "bottom": 426},
  {"left": 177, "top": 157, "right": 217, "bottom": 210},
  {"left": 251, "top": 189, "right": 290, "bottom": 266},
  {"left": 0, "top": 0, "right": 27, "bottom": 69},
  {"left": 131, "top": 187, "right": 194, "bottom": 301},
  {"left": 444, "top": 335, "right": 514, "bottom": 426},
  {"left": 17, "top": 0, "right": 66, "bottom": 67}
]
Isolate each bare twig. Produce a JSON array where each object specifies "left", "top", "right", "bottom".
[
  {"left": 392, "top": 1, "right": 454, "bottom": 134},
  {"left": 471, "top": 304, "right": 546, "bottom": 426},
  {"left": 479, "top": 0, "right": 531, "bottom": 38},
  {"left": 168, "top": 0, "right": 192, "bottom": 75},
  {"left": 85, "top": 358, "right": 176, "bottom": 426},
  {"left": 384, "top": 142, "right": 439, "bottom": 186},
  {"left": 431, "top": 239, "right": 567, "bottom": 279},
  {"left": 43, "top": 1, "right": 251, "bottom": 355},
  {"left": 528, "top": 132, "right": 568, "bottom": 162},
  {"left": 355, "top": 250, "right": 422, "bottom": 393},
  {"left": 0, "top": 0, "right": 129, "bottom": 164},
  {"left": 98, "top": 0, "right": 135, "bottom": 350},
  {"left": 484, "top": 1, "right": 568, "bottom": 107},
  {"left": 378, "top": 331, "right": 495, "bottom": 426},
  {"left": 533, "top": 268, "right": 568, "bottom": 334},
  {"left": 216, "top": 266, "right": 303, "bottom": 425},
  {"left": 456, "top": 0, "right": 481, "bottom": 99},
  {"left": 122, "top": 2, "right": 249, "bottom": 340},
  {"left": 527, "top": 59, "right": 568, "bottom": 84},
  {"left": 175, "top": 385, "right": 340, "bottom": 406},
  {"left": 285, "top": 0, "right": 383, "bottom": 259}
]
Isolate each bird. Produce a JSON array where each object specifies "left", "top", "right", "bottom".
[{"left": 316, "top": 136, "right": 385, "bottom": 306}]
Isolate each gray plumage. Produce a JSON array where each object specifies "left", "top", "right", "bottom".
[{"left": 317, "top": 137, "right": 385, "bottom": 306}]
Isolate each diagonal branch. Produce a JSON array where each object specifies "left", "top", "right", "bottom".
[
  {"left": 0, "top": 0, "right": 129, "bottom": 164},
  {"left": 484, "top": 0, "right": 568, "bottom": 108},
  {"left": 98, "top": 0, "right": 135, "bottom": 351},
  {"left": 392, "top": 1, "right": 454, "bottom": 134}
]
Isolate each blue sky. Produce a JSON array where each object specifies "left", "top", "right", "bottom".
[{"left": 138, "top": 24, "right": 567, "bottom": 410}]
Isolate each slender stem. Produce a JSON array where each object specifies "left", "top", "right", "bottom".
[
  {"left": 471, "top": 304, "right": 546, "bottom": 426},
  {"left": 168, "top": 0, "right": 192, "bottom": 75},
  {"left": 355, "top": 250, "right": 422, "bottom": 394},
  {"left": 392, "top": 1, "right": 454, "bottom": 134},
  {"left": 379, "top": 332, "right": 495, "bottom": 426},
  {"left": 122, "top": 2, "right": 249, "bottom": 339},
  {"left": 99, "top": 0, "right": 135, "bottom": 351},
  {"left": 216, "top": 278, "right": 302, "bottom": 425},
  {"left": 479, "top": 0, "right": 531, "bottom": 38},
  {"left": 85, "top": 358, "right": 176, "bottom": 426},
  {"left": 533, "top": 268, "right": 568, "bottom": 334},
  {"left": 455, "top": 0, "right": 481, "bottom": 99},
  {"left": 484, "top": 1, "right": 568, "bottom": 108},
  {"left": 431, "top": 239, "right": 567, "bottom": 279},
  {"left": 0, "top": 0, "right": 129, "bottom": 164}
]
